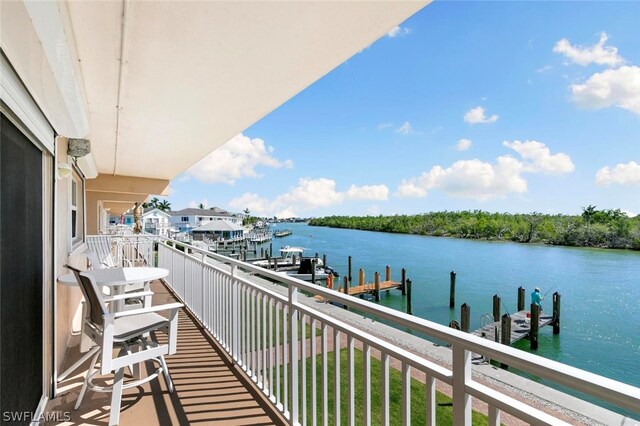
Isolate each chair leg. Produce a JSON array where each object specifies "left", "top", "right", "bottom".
[
  {"left": 109, "top": 367, "right": 125, "bottom": 426},
  {"left": 74, "top": 349, "right": 101, "bottom": 410},
  {"left": 159, "top": 355, "right": 174, "bottom": 393}
]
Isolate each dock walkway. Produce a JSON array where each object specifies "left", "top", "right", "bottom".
[
  {"left": 314, "top": 280, "right": 401, "bottom": 302},
  {"left": 472, "top": 310, "right": 554, "bottom": 344}
]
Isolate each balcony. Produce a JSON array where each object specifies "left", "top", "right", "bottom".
[{"left": 49, "top": 237, "right": 640, "bottom": 425}]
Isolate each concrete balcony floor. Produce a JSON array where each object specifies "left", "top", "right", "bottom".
[{"left": 46, "top": 282, "right": 284, "bottom": 425}]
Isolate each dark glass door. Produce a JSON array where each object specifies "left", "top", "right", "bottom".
[{"left": 0, "top": 113, "right": 43, "bottom": 422}]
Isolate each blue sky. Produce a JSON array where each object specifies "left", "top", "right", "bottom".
[{"left": 167, "top": 1, "right": 640, "bottom": 218}]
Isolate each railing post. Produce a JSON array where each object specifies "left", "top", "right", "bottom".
[
  {"left": 288, "top": 284, "right": 299, "bottom": 425},
  {"left": 231, "top": 265, "right": 239, "bottom": 361},
  {"left": 452, "top": 345, "right": 471, "bottom": 425}
]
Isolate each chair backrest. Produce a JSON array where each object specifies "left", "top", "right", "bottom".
[
  {"left": 86, "top": 236, "right": 119, "bottom": 268},
  {"left": 64, "top": 264, "right": 108, "bottom": 327}
]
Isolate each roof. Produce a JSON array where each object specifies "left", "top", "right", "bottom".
[
  {"left": 142, "top": 208, "right": 171, "bottom": 218},
  {"left": 169, "top": 207, "right": 233, "bottom": 217},
  {"left": 192, "top": 220, "right": 244, "bottom": 232}
]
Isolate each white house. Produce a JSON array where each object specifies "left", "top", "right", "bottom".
[
  {"left": 108, "top": 208, "right": 171, "bottom": 236},
  {"left": 191, "top": 219, "right": 244, "bottom": 241},
  {"left": 169, "top": 207, "right": 241, "bottom": 232}
]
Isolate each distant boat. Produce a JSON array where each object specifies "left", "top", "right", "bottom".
[
  {"left": 274, "top": 229, "right": 292, "bottom": 238},
  {"left": 277, "top": 258, "right": 339, "bottom": 282}
]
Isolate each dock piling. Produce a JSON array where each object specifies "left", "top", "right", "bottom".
[
  {"left": 292, "top": 255, "right": 297, "bottom": 266},
  {"left": 517, "top": 286, "right": 525, "bottom": 311},
  {"left": 322, "top": 254, "right": 327, "bottom": 268},
  {"left": 374, "top": 272, "right": 380, "bottom": 302},
  {"left": 311, "top": 259, "right": 316, "bottom": 284},
  {"left": 359, "top": 268, "right": 365, "bottom": 287},
  {"left": 273, "top": 257, "right": 278, "bottom": 272},
  {"left": 385, "top": 265, "right": 391, "bottom": 282},
  {"left": 530, "top": 303, "right": 540, "bottom": 350},
  {"left": 406, "top": 279, "right": 412, "bottom": 315},
  {"left": 401, "top": 268, "right": 406, "bottom": 296},
  {"left": 461, "top": 303, "right": 470, "bottom": 333},
  {"left": 493, "top": 294, "right": 501, "bottom": 322},
  {"left": 327, "top": 273, "right": 333, "bottom": 290},
  {"left": 500, "top": 314, "right": 511, "bottom": 368},
  {"left": 343, "top": 276, "right": 349, "bottom": 310},
  {"left": 449, "top": 271, "right": 456, "bottom": 308},
  {"left": 552, "top": 292, "right": 561, "bottom": 334},
  {"left": 269, "top": 243, "right": 272, "bottom": 257},
  {"left": 260, "top": 247, "right": 264, "bottom": 258}
]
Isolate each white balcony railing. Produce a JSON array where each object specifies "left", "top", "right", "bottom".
[{"left": 154, "top": 239, "right": 639, "bottom": 425}]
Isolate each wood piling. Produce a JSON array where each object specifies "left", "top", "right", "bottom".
[
  {"left": 552, "top": 292, "right": 561, "bottom": 334},
  {"left": 406, "top": 279, "right": 412, "bottom": 315},
  {"left": 260, "top": 247, "right": 264, "bottom": 258},
  {"left": 449, "top": 271, "right": 456, "bottom": 308},
  {"left": 385, "top": 265, "right": 391, "bottom": 282},
  {"left": 343, "top": 276, "right": 349, "bottom": 310},
  {"left": 327, "top": 273, "right": 333, "bottom": 289},
  {"left": 273, "top": 257, "right": 278, "bottom": 271},
  {"left": 348, "top": 256, "right": 352, "bottom": 285},
  {"left": 322, "top": 254, "right": 327, "bottom": 268},
  {"left": 311, "top": 259, "right": 316, "bottom": 284},
  {"left": 517, "top": 286, "right": 525, "bottom": 311},
  {"left": 500, "top": 314, "right": 511, "bottom": 369},
  {"left": 493, "top": 294, "right": 501, "bottom": 322},
  {"left": 359, "top": 268, "right": 364, "bottom": 287},
  {"left": 269, "top": 243, "right": 272, "bottom": 257},
  {"left": 530, "top": 303, "right": 540, "bottom": 349},
  {"left": 292, "top": 255, "right": 297, "bottom": 266},
  {"left": 374, "top": 272, "right": 380, "bottom": 302},
  {"left": 401, "top": 268, "right": 406, "bottom": 296},
  {"left": 461, "top": 303, "right": 470, "bottom": 333}
]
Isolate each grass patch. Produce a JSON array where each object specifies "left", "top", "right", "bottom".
[{"left": 279, "top": 347, "right": 489, "bottom": 425}]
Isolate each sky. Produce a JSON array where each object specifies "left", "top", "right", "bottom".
[{"left": 166, "top": 1, "right": 640, "bottom": 218}]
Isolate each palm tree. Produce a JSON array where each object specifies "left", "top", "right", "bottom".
[
  {"left": 198, "top": 203, "right": 205, "bottom": 209},
  {"left": 582, "top": 205, "right": 597, "bottom": 226},
  {"left": 157, "top": 200, "right": 171, "bottom": 212}
]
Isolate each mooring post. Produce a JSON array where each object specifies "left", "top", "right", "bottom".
[
  {"left": 273, "top": 257, "right": 278, "bottom": 272},
  {"left": 292, "top": 255, "right": 297, "bottom": 266},
  {"left": 315, "top": 252, "right": 319, "bottom": 260},
  {"left": 500, "top": 314, "right": 511, "bottom": 369},
  {"left": 348, "top": 256, "right": 352, "bottom": 284},
  {"left": 327, "top": 273, "right": 333, "bottom": 290},
  {"left": 406, "top": 279, "right": 412, "bottom": 315},
  {"left": 374, "top": 272, "right": 380, "bottom": 302},
  {"left": 311, "top": 259, "right": 316, "bottom": 284},
  {"left": 530, "top": 303, "right": 539, "bottom": 350},
  {"left": 385, "top": 265, "right": 391, "bottom": 282},
  {"left": 461, "top": 303, "right": 470, "bottom": 333},
  {"left": 401, "top": 268, "right": 406, "bottom": 296},
  {"left": 322, "top": 254, "right": 327, "bottom": 268},
  {"left": 260, "top": 247, "right": 264, "bottom": 258},
  {"left": 343, "top": 276, "right": 349, "bottom": 295},
  {"left": 517, "top": 286, "right": 525, "bottom": 311},
  {"left": 552, "top": 292, "right": 561, "bottom": 334},
  {"left": 242, "top": 250, "right": 247, "bottom": 262},
  {"left": 493, "top": 294, "right": 501, "bottom": 322},
  {"left": 269, "top": 243, "right": 273, "bottom": 257},
  {"left": 449, "top": 271, "right": 456, "bottom": 308},
  {"left": 359, "top": 268, "right": 365, "bottom": 287}
]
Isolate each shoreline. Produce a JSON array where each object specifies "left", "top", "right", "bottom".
[{"left": 307, "top": 223, "right": 640, "bottom": 253}]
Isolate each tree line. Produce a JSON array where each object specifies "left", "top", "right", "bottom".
[{"left": 308, "top": 207, "right": 640, "bottom": 250}]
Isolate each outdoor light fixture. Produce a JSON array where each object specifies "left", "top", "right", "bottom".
[
  {"left": 67, "top": 138, "right": 91, "bottom": 158},
  {"left": 57, "top": 162, "right": 72, "bottom": 180}
]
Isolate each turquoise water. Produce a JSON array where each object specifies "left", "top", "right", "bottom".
[{"left": 268, "top": 222, "right": 640, "bottom": 415}]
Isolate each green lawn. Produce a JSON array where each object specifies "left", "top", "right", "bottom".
[{"left": 279, "top": 347, "right": 489, "bottom": 425}]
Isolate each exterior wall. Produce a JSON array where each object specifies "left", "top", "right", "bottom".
[
  {"left": 54, "top": 138, "right": 85, "bottom": 371},
  {"left": 171, "top": 214, "right": 241, "bottom": 231}
]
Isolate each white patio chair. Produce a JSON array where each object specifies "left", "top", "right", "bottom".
[{"left": 65, "top": 265, "right": 182, "bottom": 426}]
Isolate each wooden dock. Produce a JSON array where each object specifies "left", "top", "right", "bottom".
[
  {"left": 314, "top": 280, "right": 402, "bottom": 302},
  {"left": 472, "top": 310, "right": 554, "bottom": 345}
]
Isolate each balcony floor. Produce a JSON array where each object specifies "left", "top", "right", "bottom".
[{"left": 46, "top": 281, "right": 284, "bottom": 425}]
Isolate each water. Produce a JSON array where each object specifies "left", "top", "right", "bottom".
[{"left": 268, "top": 222, "right": 640, "bottom": 416}]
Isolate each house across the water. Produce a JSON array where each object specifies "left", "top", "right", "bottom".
[
  {"left": 169, "top": 207, "right": 241, "bottom": 232},
  {"left": 191, "top": 219, "right": 244, "bottom": 241}
]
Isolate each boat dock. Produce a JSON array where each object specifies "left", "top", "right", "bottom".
[{"left": 472, "top": 310, "right": 555, "bottom": 345}]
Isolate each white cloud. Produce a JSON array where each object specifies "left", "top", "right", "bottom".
[
  {"left": 595, "top": 161, "right": 640, "bottom": 186},
  {"left": 570, "top": 65, "right": 640, "bottom": 116},
  {"left": 621, "top": 209, "right": 637, "bottom": 218},
  {"left": 185, "top": 133, "right": 293, "bottom": 184},
  {"left": 229, "top": 178, "right": 389, "bottom": 217},
  {"left": 387, "top": 26, "right": 411, "bottom": 38},
  {"left": 456, "top": 138, "right": 472, "bottom": 151},
  {"left": 396, "top": 121, "right": 412, "bottom": 135},
  {"left": 464, "top": 106, "right": 498, "bottom": 124},
  {"left": 536, "top": 65, "right": 553, "bottom": 73},
  {"left": 377, "top": 122, "right": 393, "bottom": 130},
  {"left": 396, "top": 141, "right": 573, "bottom": 201},
  {"left": 553, "top": 32, "right": 625, "bottom": 67},
  {"left": 345, "top": 184, "right": 389, "bottom": 201},
  {"left": 503, "top": 140, "right": 575, "bottom": 174}
]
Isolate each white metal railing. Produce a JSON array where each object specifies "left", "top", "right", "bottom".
[
  {"left": 157, "top": 239, "right": 640, "bottom": 425},
  {"left": 87, "top": 234, "right": 160, "bottom": 267}
]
